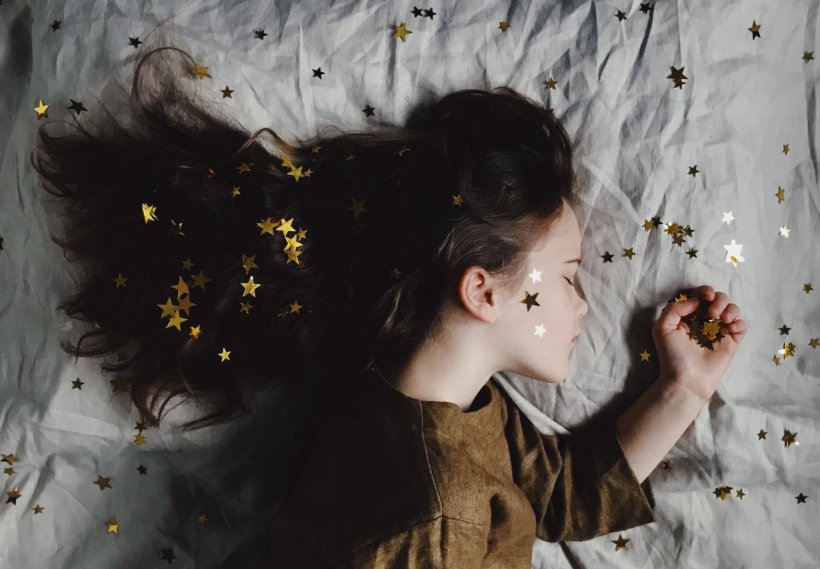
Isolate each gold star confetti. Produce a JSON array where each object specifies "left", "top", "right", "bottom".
[
  {"left": 277, "top": 217, "right": 296, "bottom": 236},
  {"left": 181, "top": 258, "right": 194, "bottom": 271},
  {"left": 157, "top": 298, "right": 178, "bottom": 318},
  {"left": 612, "top": 534, "right": 630, "bottom": 551},
  {"left": 241, "top": 275, "right": 261, "bottom": 297},
  {"left": 615, "top": 9, "right": 627, "bottom": 21},
  {"left": 520, "top": 291, "right": 540, "bottom": 311},
  {"left": 775, "top": 186, "right": 785, "bottom": 203},
  {"left": 176, "top": 295, "right": 197, "bottom": 315},
  {"left": 34, "top": 99, "right": 50, "bottom": 118},
  {"left": 782, "top": 429, "right": 798, "bottom": 448},
  {"left": 6, "top": 487, "right": 22, "bottom": 505},
  {"left": 782, "top": 144, "right": 790, "bottom": 154},
  {"left": 392, "top": 22, "right": 412, "bottom": 42},
  {"left": 134, "top": 432, "right": 146, "bottom": 446},
  {"left": 498, "top": 20, "right": 511, "bottom": 32},
  {"left": 242, "top": 254, "right": 259, "bottom": 274},
  {"left": 94, "top": 475, "right": 112, "bottom": 491},
  {"left": 748, "top": 20, "right": 761, "bottom": 40},
  {"left": 667, "top": 66, "right": 687, "bottom": 89},
  {"left": 257, "top": 217, "right": 278, "bottom": 235},
  {"left": 194, "top": 63, "right": 211, "bottom": 79},
  {"left": 141, "top": 203, "right": 158, "bottom": 223},
  {"left": 622, "top": 247, "right": 637, "bottom": 260},
  {"left": 189, "top": 325, "right": 202, "bottom": 339},
  {"left": 105, "top": 517, "right": 120, "bottom": 534},
  {"left": 668, "top": 291, "right": 731, "bottom": 350},
  {"left": 72, "top": 378, "right": 84, "bottom": 389},
  {"left": 33, "top": 504, "right": 45, "bottom": 514},
  {"left": 240, "top": 301, "right": 253, "bottom": 314},
  {"left": 218, "top": 348, "right": 231, "bottom": 362},
  {"left": 777, "top": 342, "right": 797, "bottom": 359},
  {"left": 757, "top": 429, "right": 767, "bottom": 440},
  {"left": 639, "top": 350, "right": 651, "bottom": 362},
  {"left": 736, "top": 489, "right": 746, "bottom": 499},
  {"left": 171, "top": 276, "right": 189, "bottom": 298},
  {"left": 113, "top": 273, "right": 127, "bottom": 287},
  {"left": 237, "top": 162, "right": 253, "bottom": 174},
  {"left": 713, "top": 486, "right": 733, "bottom": 501},
  {"left": 544, "top": 77, "right": 558, "bottom": 89},
  {"left": 166, "top": 310, "right": 187, "bottom": 331},
  {"left": 803, "top": 51, "right": 814, "bottom": 63},
  {"left": 197, "top": 513, "right": 208, "bottom": 525}
]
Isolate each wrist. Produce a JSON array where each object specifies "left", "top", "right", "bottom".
[{"left": 656, "top": 375, "right": 711, "bottom": 411}]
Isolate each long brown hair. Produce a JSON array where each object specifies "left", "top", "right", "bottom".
[{"left": 30, "top": 43, "right": 578, "bottom": 431}]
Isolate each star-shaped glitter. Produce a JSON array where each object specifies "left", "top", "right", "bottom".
[
  {"left": 94, "top": 475, "right": 112, "bottom": 491},
  {"left": 520, "top": 291, "right": 540, "bottom": 311},
  {"left": 612, "top": 534, "right": 630, "bottom": 551},
  {"left": 748, "top": 20, "right": 761, "bottom": 40},
  {"left": 106, "top": 518, "right": 120, "bottom": 534},
  {"left": 241, "top": 276, "right": 261, "bottom": 297},
  {"left": 392, "top": 22, "right": 412, "bottom": 42},
  {"left": 782, "top": 429, "right": 798, "bottom": 448}
]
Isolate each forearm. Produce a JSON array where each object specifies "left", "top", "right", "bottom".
[{"left": 615, "top": 377, "right": 708, "bottom": 483}]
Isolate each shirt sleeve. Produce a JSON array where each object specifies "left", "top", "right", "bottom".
[
  {"left": 504, "top": 399, "right": 657, "bottom": 542},
  {"left": 338, "top": 516, "right": 489, "bottom": 569}
]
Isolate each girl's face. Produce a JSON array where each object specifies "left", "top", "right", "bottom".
[{"left": 495, "top": 202, "right": 588, "bottom": 383}]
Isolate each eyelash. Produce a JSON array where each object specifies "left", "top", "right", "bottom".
[{"left": 564, "top": 277, "right": 575, "bottom": 286}]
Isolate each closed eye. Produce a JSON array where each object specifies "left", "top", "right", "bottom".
[{"left": 564, "top": 277, "right": 575, "bottom": 286}]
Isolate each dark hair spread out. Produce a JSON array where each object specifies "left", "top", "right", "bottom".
[{"left": 30, "top": 44, "right": 578, "bottom": 432}]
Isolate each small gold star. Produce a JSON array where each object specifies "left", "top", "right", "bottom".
[
  {"left": 498, "top": 20, "right": 511, "bottom": 32},
  {"left": 520, "top": 291, "right": 541, "bottom": 311},
  {"left": 218, "top": 348, "right": 231, "bottom": 362},
  {"left": 113, "top": 273, "right": 127, "bottom": 287},
  {"left": 782, "top": 429, "right": 798, "bottom": 448},
  {"left": 257, "top": 217, "right": 278, "bottom": 236},
  {"left": 34, "top": 99, "right": 49, "bottom": 118},
  {"left": 194, "top": 63, "right": 211, "bottom": 79},
  {"left": 71, "top": 378, "right": 84, "bottom": 389},
  {"left": 241, "top": 276, "right": 261, "bottom": 297},
  {"left": 94, "top": 475, "right": 112, "bottom": 491},
  {"left": 189, "top": 325, "right": 202, "bottom": 339},
  {"left": 6, "top": 487, "right": 22, "bottom": 505},
  {"left": 33, "top": 504, "right": 45, "bottom": 514},
  {"left": 171, "top": 276, "right": 189, "bottom": 299},
  {"left": 612, "top": 534, "right": 630, "bottom": 551},
  {"left": 166, "top": 311, "right": 188, "bottom": 331},
  {"left": 392, "top": 22, "right": 412, "bottom": 42},
  {"left": 141, "top": 203, "right": 158, "bottom": 223},
  {"left": 197, "top": 513, "right": 208, "bottom": 525},
  {"left": 105, "top": 518, "right": 120, "bottom": 534}
]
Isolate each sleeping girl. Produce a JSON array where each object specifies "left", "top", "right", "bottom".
[{"left": 30, "top": 45, "right": 747, "bottom": 568}]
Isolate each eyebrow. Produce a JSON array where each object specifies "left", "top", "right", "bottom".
[{"left": 563, "top": 258, "right": 582, "bottom": 264}]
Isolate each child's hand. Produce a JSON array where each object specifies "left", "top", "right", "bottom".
[{"left": 651, "top": 285, "right": 748, "bottom": 401}]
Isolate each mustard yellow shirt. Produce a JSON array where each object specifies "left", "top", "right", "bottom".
[{"left": 269, "top": 363, "right": 656, "bottom": 567}]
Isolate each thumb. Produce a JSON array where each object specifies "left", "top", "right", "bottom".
[{"left": 656, "top": 297, "right": 700, "bottom": 334}]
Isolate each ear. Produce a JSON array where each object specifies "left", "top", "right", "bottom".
[{"left": 458, "top": 266, "right": 501, "bottom": 323}]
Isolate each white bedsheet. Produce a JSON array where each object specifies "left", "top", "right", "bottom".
[{"left": 1, "top": 0, "right": 818, "bottom": 567}]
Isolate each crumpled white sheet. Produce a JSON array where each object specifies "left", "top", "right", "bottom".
[{"left": 1, "top": 0, "right": 818, "bottom": 567}]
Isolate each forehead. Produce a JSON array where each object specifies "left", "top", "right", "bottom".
[{"left": 530, "top": 204, "right": 581, "bottom": 261}]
